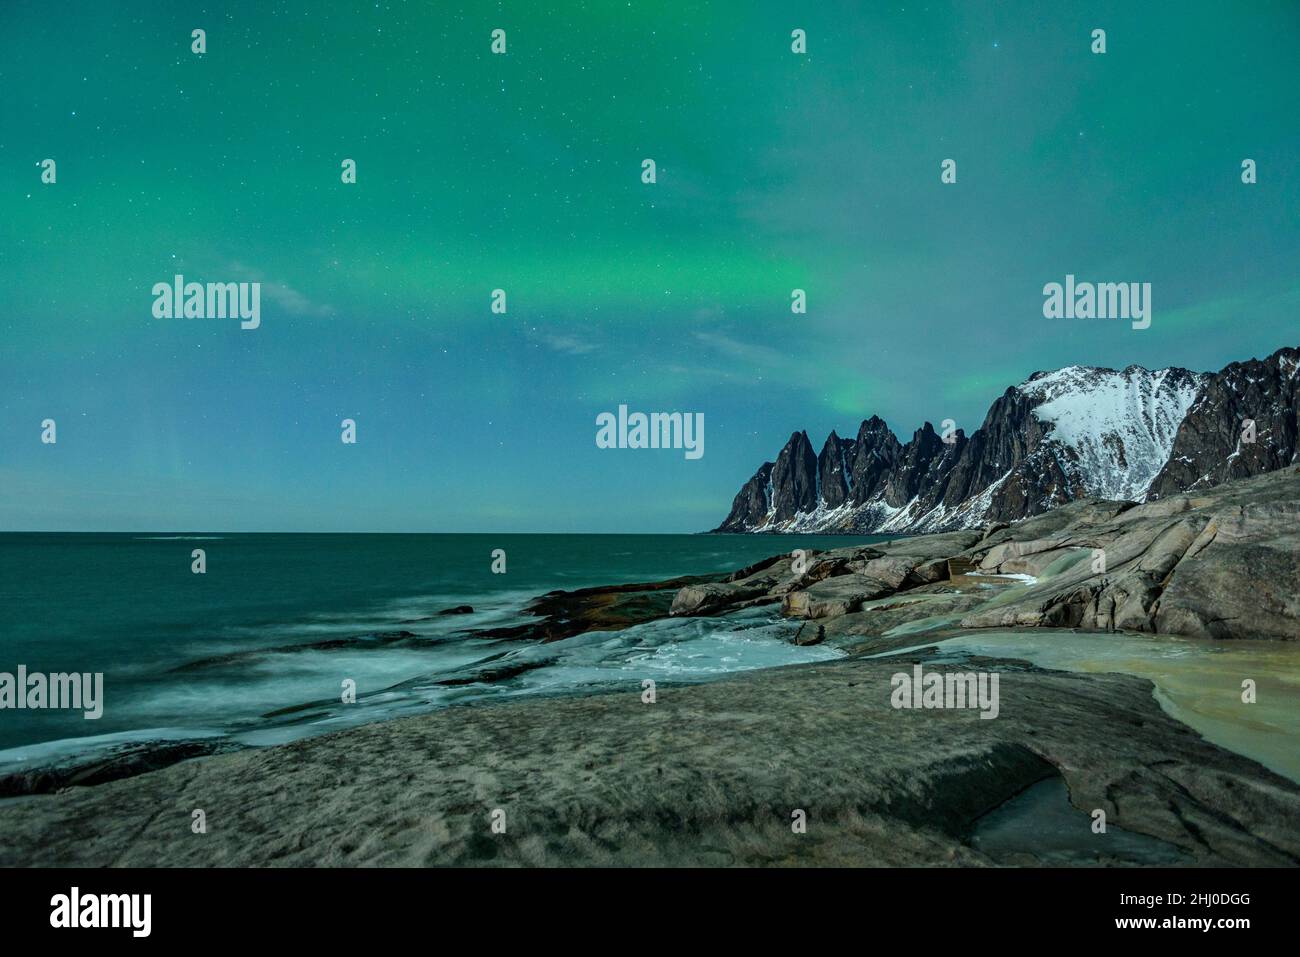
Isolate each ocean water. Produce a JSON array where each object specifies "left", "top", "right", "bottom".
[{"left": 0, "top": 532, "right": 887, "bottom": 768}]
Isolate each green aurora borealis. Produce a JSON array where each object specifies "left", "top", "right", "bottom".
[{"left": 2, "top": 1, "right": 1297, "bottom": 531}]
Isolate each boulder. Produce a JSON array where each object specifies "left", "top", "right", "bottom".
[
  {"left": 781, "top": 576, "right": 895, "bottom": 619},
  {"left": 670, "top": 581, "right": 769, "bottom": 616}
]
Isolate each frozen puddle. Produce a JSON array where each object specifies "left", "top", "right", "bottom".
[
  {"left": 874, "top": 629, "right": 1300, "bottom": 784},
  {"left": 971, "top": 776, "right": 1189, "bottom": 866}
]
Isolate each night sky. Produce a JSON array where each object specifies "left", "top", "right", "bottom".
[{"left": 2, "top": 1, "right": 1297, "bottom": 532}]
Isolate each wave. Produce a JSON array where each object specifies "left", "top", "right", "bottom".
[{"left": 1, "top": 593, "right": 843, "bottom": 790}]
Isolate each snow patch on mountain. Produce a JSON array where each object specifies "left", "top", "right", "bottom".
[{"left": 1020, "top": 365, "right": 1206, "bottom": 501}]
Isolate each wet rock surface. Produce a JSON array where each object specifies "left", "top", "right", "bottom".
[
  {"left": 0, "top": 739, "right": 243, "bottom": 799},
  {"left": 1, "top": 654, "right": 1295, "bottom": 866},
  {"left": 470, "top": 574, "right": 723, "bottom": 643},
  {"left": 171, "top": 630, "right": 423, "bottom": 672}
]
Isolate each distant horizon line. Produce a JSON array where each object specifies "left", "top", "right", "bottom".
[
  {"left": 0, "top": 529, "right": 701, "bottom": 536},
  {"left": 0, "top": 529, "right": 853, "bottom": 536},
  {"left": 0, "top": 527, "right": 894, "bottom": 535}
]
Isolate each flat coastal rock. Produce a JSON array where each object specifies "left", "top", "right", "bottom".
[{"left": 1, "top": 654, "right": 1295, "bottom": 867}]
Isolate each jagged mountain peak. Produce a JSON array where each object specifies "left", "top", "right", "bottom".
[
  {"left": 1147, "top": 345, "right": 1300, "bottom": 498},
  {"left": 713, "top": 345, "right": 1300, "bottom": 534}
]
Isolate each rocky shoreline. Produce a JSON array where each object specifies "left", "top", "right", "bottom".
[
  {"left": 1, "top": 650, "right": 1296, "bottom": 867},
  {"left": 1, "top": 468, "right": 1296, "bottom": 866},
  {"left": 463, "top": 464, "right": 1298, "bottom": 656},
  {"left": 683, "top": 465, "right": 1300, "bottom": 646}
]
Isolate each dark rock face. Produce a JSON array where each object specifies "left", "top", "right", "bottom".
[
  {"left": 848, "top": 415, "right": 901, "bottom": 504},
  {"left": 767, "top": 431, "right": 818, "bottom": 522},
  {"left": 817, "top": 431, "right": 856, "bottom": 510},
  {"left": 0, "top": 739, "right": 242, "bottom": 798},
  {"left": 947, "top": 389, "right": 1052, "bottom": 503},
  {"left": 1147, "top": 347, "right": 1300, "bottom": 499},
  {"left": 717, "top": 461, "right": 774, "bottom": 531},
  {"left": 884, "top": 422, "right": 954, "bottom": 506},
  {"left": 714, "top": 346, "right": 1299, "bottom": 534}
]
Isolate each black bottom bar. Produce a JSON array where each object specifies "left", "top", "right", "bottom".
[{"left": 0, "top": 866, "right": 1289, "bottom": 943}]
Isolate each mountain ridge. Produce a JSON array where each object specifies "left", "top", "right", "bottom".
[{"left": 713, "top": 345, "right": 1300, "bottom": 534}]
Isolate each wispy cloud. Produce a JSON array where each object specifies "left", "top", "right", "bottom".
[
  {"left": 690, "top": 330, "right": 788, "bottom": 366},
  {"left": 228, "top": 261, "right": 334, "bottom": 318},
  {"left": 527, "top": 329, "right": 598, "bottom": 355}
]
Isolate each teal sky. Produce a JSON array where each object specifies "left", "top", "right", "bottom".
[{"left": 2, "top": 1, "right": 1297, "bottom": 532}]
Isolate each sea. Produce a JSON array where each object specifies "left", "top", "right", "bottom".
[{"left": 0, "top": 532, "right": 889, "bottom": 773}]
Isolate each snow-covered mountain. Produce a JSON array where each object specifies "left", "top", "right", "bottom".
[
  {"left": 713, "top": 346, "right": 1299, "bottom": 534},
  {"left": 1017, "top": 365, "right": 1204, "bottom": 501}
]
